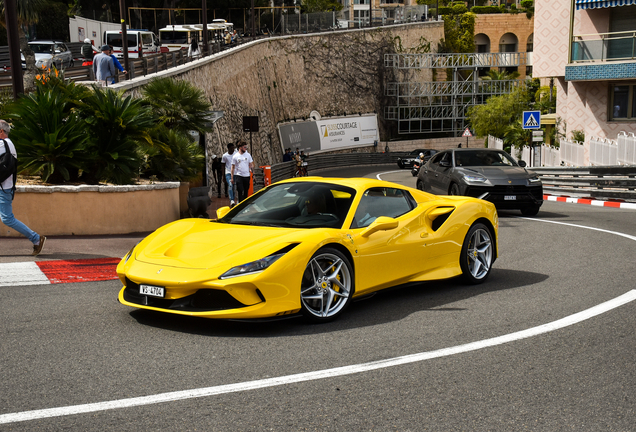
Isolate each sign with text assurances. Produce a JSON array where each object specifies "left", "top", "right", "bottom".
[{"left": 278, "top": 115, "right": 379, "bottom": 154}]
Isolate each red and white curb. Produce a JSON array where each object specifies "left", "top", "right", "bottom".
[
  {"left": 0, "top": 258, "right": 120, "bottom": 287},
  {"left": 544, "top": 194, "right": 636, "bottom": 210}
]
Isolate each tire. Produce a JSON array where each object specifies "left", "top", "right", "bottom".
[
  {"left": 459, "top": 223, "right": 494, "bottom": 284},
  {"left": 397, "top": 161, "right": 404, "bottom": 169},
  {"left": 520, "top": 206, "right": 540, "bottom": 216},
  {"left": 300, "top": 247, "right": 354, "bottom": 322},
  {"left": 416, "top": 180, "right": 424, "bottom": 191},
  {"left": 449, "top": 183, "right": 461, "bottom": 195}
]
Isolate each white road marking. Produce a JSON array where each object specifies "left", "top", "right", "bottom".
[
  {"left": 0, "top": 262, "right": 50, "bottom": 287},
  {"left": 3, "top": 213, "right": 636, "bottom": 425},
  {"left": 1, "top": 290, "right": 635, "bottom": 425},
  {"left": 376, "top": 170, "right": 402, "bottom": 180}
]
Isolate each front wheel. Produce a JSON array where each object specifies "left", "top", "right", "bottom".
[
  {"left": 300, "top": 248, "right": 354, "bottom": 322},
  {"left": 449, "top": 183, "right": 461, "bottom": 196},
  {"left": 416, "top": 180, "right": 424, "bottom": 191},
  {"left": 460, "top": 223, "right": 494, "bottom": 284}
]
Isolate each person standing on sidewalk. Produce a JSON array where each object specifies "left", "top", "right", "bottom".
[
  {"left": 0, "top": 120, "right": 46, "bottom": 256},
  {"left": 231, "top": 141, "right": 253, "bottom": 204},
  {"left": 221, "top": 142, "right": 236, "bottom": 206}
]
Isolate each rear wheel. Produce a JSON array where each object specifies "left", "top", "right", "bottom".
[
  {"left": 416, "top": 180, "right": 424, "bottom": 190},
  {"left": 460, "top": 223, "right": 494, "bottom": 284},
  {"left": 300, "top": 248, "right": 353, "bottom": 322}
]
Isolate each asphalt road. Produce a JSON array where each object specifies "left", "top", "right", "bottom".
[{"left": 1, "top": 165, "right": 635, "bottom": 431}]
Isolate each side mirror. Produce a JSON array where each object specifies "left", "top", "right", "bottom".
[
  {"left": 361, "top": 216, "right": 399, "bottom": 238},
  {"left": 216, "top": 206, "right": 231, "bottom": 219},
  {"left": 439, "top": 160, "right": 451, "bottom": 168},
  {"left": 518, "top": 160, "right": 527, "bottom": 167}
]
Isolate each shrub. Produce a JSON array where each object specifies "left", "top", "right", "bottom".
[
  {"left": 79, "top": 87, "right": 156, "bottom": 184},
  {"left": 6, "top": 74, "right": 91, "bottom": 183}
]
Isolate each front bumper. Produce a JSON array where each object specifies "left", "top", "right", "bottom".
[{"left": 464, "top": 184, "right": 543, "bottom": 209}]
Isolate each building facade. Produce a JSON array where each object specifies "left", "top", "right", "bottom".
[{"left": 534, "top": 0, "right": 636, "bottom": 141}]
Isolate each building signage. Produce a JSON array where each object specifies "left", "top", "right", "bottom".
[{"left": 278, "top": 115, "right": 379, "bottom": 153}]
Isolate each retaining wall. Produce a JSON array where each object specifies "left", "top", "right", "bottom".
[{"left": 1, "top": 183, "right": 184, "bottom": 238}]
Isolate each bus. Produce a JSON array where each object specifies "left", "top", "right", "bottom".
[{"left": 158, "top": 20, "right": 234, "bottom": 52}]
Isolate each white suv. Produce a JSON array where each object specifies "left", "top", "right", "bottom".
[{"left": 21, "top": 40, "right": 74, "bottom": 70}]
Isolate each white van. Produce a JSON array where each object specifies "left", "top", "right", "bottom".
[{"left": 103, "top": 30, "right": 160, "bottom": 59}]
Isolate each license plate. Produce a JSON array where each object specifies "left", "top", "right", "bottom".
[
  {"left": 504, "top": 195, "right": 517, "bottom": 201},
  {"left": 139, "top": 284, "right": 165, "bottom": 298}
]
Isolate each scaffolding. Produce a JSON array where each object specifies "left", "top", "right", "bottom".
[{"left": 384, "top": 52, "right": 530, "bottom": 135}]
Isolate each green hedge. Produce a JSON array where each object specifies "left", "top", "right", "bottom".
[{"left": 470, "top": 6, "right": 503, "bottom": 14}]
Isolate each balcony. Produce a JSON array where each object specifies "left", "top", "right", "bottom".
[
  {"left": 572, "top": 31, "right": 636, "bottom": 62},
  {"left": 380, "top": 0, "right": 405, "bottom": 6},
  {"left": 566, "top": 31, "right": 636, "bottom": 81}
]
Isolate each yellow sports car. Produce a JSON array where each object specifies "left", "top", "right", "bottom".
[{"left": 117, "top": 177, "right": 498, "bottom": 322}]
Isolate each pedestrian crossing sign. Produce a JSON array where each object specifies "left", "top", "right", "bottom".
[{"left": 522, "top": 111, "right": 541, "bottom": 129}]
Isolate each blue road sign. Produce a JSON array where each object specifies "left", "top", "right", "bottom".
[{"left": 522, "top": 111, "right": 541, "bottom": 129}]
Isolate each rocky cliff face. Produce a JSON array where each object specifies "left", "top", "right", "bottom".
[{"left": 124, "top": 23, "right": 443, "bottom": 168}]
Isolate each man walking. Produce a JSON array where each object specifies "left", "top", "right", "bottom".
[
  {"left": 231, "top": 141, "right": 253, "bottom": 204},
  {"left": 93, "top": 45, "right": 116, "bottom": 85},
  {"left": 0, "top": 120, "right": 46, "bottom": 256},
  {"left": 221, "top": 143, "right": 236, "bottom": 206}
]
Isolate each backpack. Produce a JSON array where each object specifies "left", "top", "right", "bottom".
[{"left": 0, "top": 139, "right": 18, "bottom": 197}]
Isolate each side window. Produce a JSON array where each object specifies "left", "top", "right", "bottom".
[
  {"left": 428, "top": 152, "right": 444, "bottom": 166},
  {"left": 142, "top": 34, "right": 152, "bottom": 45},
  {"left": 351, "top": 187, "right": 414, "bottom": 229}
]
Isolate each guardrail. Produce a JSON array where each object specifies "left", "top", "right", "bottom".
[
  {"left": 253, "top": 152, "right": 408, "bottom": 191},
  {"left": 256, "top": 158, "right": 636, "bottom": 203},
  {"left": 531, "top": 166, "right": 636, "bottom": 202}
]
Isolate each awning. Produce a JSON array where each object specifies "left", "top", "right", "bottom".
[{"left": 576, "top": 0, "right": 636, "bottom": 10}]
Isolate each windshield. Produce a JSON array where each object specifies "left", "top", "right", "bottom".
[
  {"left": 160, "top": 31, "right": 189, "bottom": 44},
  {"left": 454, "top": 150, "right": 518, "bottom": 167},
  {"left": 28, "top": 44, "right": 53, "bottom": 54},
  {"left": 219, "top": 182, "right": 356, "bottom": 229},
  {"left": 106, "top": 33, "right": 137, "bottom": 48}
]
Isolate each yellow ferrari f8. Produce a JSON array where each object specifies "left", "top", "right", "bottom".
[{"left": 117, "top": 177, "right": 498, "bottom": 322}]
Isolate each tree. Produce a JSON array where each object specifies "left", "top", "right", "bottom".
[
  {"left": 481, "top": 69, "right": 520, "bottom": 80},
  {"left": 439, "top": 8, "right": 475, "bottom": 54},
  {"left": 0, "top": 0, "right": 48, "bottom": 92},
  {"left": 301, "top": 0, "right": 343, "bottom": 13},
  {"left": 467, "top": 87, "right": 530, "bottom": 139}
]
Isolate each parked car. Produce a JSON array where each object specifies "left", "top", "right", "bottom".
[
  {"left": 397, "top": 149, "right": 438, "bottom": 169},
  {"left": 21, "top": 40, "right": 74, "bottom": 70},
  {"left": 416, "top": 148, "right": 543, "bottom": 216}
]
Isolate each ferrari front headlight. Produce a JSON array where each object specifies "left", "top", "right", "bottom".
[{"left": 220, "top": 253, "right": 285, "bottom": 279}]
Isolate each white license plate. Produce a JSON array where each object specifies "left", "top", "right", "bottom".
[
  {"left": 139, "top": 284, "right": 165, "bottom": 298},
  {"left": 504, "top": 195, "right": 517, "bottom": 201}
]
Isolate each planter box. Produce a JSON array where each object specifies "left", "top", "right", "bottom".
[{"left": 1, "top": 183, "right": 183, "bottom": 237}]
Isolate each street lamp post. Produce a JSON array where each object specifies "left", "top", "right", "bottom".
[{"left": 119, "top": 0, "right": 130, "bottom": 75}]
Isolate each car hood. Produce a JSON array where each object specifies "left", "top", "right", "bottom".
[
  {"left": 457, "top": 166, "right": 537, "bottom": 181},
  {"left": 135, "top": 219, "right": 315, "bottom": 270},
  {"left": 20, "top": 53, "right": 53, "bottom": 62}
]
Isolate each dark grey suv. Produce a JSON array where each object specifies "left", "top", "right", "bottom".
[{"left": 416, "top": 148, "right": 543, "bottom": 216}]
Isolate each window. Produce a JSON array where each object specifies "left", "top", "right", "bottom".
[
  {"left": 351, "top": 187, "right": 415, "bottom": 229},
  {"left": 610, "top": 83, "right": 636, "bottom": 120}
]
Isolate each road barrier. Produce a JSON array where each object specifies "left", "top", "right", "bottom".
[{"left": 531, "top": 166, "right": 636, "bottom": 202}]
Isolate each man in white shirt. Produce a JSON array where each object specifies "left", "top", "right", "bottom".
[
  {"left": 0, "top": 120, "right": 46, "bottom": 256},
  {"left": 231, "top": 141, "right": 254, "bottom": 204},
  {"left": 221, "top": 143, "right": 236, "bottom": 206}
]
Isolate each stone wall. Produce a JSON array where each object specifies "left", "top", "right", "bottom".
[{"left": 117, "top": 22, "right": 444, "bottom": 170}]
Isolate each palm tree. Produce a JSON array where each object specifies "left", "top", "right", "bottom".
[
  {"left": 481, "top": 69, "right": 520, "bottom": 81},
  {"left": 0, "top": 0, "right": 47, "bottom": 92}
]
